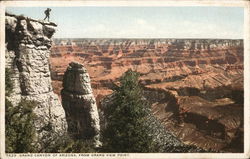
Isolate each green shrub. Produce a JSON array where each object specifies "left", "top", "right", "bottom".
[
  {"left": 38, "top": 127, "right": 96, "bottom": 153},
  {"left": 5, "top": 68, "right": 13, "bottom": 96},
  {"left": 59, "top": 139, "right": 96, "bottom": 153},
  {"left": 5, "top": 99, "right": 37, "bottom": 153}
]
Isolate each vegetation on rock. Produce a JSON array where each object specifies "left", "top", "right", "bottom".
[
  {"left": 5, "top": 68, "right": 13, "bottom": 96},
  {"left": 5, "top": 67, "right": 96, "bottom": 153},
  {"left": 5, "top": 68, "right": 37, "bottom": 153}
]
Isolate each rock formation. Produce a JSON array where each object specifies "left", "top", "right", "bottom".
[
  {"left": 61, "top": 62, "right": 100, "bottom": 146},
  {"left": 5, "top": 13, "right": 67, "bottom": 145}
]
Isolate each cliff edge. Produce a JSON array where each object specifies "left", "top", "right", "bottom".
[{"left": 5, "top": 13, "right": 67, "bottom": 144}]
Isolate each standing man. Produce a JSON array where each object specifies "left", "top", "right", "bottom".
[{"left": 44, "top": 8, "right": 51, "bottom": 22}]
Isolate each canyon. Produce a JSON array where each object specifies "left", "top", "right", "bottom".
[{"left": 50, "top": 38, "right": 244, "bottom": 152}]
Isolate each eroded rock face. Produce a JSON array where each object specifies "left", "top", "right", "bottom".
[
  {"left": 144, "top": 86, "right": 243, "bottom": 152},
  {"left": 61, "top": 62, "right": 100, "bottom": 146},
  {"left": 50, "top": 39, "right": 243, "bottom": 104},
  {"left": 5, "top": 13, "right": 67, "bottom": 144}
]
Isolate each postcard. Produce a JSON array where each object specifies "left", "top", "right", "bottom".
[{"left": 0, "top": 0, "right": 249, "bottom": 159}]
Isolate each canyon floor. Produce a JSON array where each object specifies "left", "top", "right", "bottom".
[{"left": 49, "top": 38, "right": 243, "bottom": 152}]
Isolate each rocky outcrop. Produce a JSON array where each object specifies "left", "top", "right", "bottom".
[
  {"left": 61, "top": 62, "right": 100, "bottom": 146},
  {"left": 5, "top": 13, "right": 67, "bottom": 144}
]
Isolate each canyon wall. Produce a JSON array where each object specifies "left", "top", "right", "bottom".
[
  {"left": 5, "top": 13, "right": 67, "bottom": 144},
  {"left": 50, "top": 38, "right": 243, "bottom": 152},
  {"left": 61, "top": 62, "right": 101, "bottom": 147},
  {"left": 50, "top": 38, "right": 243, "bottom": 102}
]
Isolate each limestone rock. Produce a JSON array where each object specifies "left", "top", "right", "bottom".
[
  {"left": 61, "top": 62, "right": 101, "bottom": 147},
  {"left": 5, "top": 13, "right": 67, "bottom": 146}
]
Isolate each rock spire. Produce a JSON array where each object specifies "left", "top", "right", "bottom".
[{"left": 61, "top": 62, "right": 101, "bottom": 146}]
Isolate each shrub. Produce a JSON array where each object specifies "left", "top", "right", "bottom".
[
  {"left": 5, "top": 68, "right": 13, "bottom": 96},
  {"left": 5, "top": 99, "right": 37, "bottom": 153}
]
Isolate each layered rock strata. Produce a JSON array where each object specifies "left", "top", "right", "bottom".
[
  {"left": 50, "top": 38, "right": 243, "bottom": 104},
  {"left": 5, "top": 13, "right": 67, "bottom": 143},
  {"left": 61, "top": 62, "right": 100, "bottom": 146}
]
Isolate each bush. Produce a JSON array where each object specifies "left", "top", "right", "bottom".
[
  {"left": 38, "top": 126, "right": 96, "bottom": 153},
  {"left": 5, "top": 99, "right": 37, "bottom": 153},
  {"left": 59, "top": 139, "right": 96, "bottom": 153},
  {"left": 5, "top": 68, "right": 13, "bottom": 96},
  {"left": 5, "top": 67, "right": 37, "bottom": 152}
]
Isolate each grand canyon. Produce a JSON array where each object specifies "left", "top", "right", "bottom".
[{"left": 50, "top": 38, "right": 244, "bottom": 152}]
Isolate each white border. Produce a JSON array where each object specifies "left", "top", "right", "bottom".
[
  {"left": 0, "top": 0, "right": 249, "bottom": 159},
  {"left": 1, "top": 0, "right": 248, "bottom": 7},
  {"left": 244, "top": 2, "right": 250, "bottom": 158},
  {"left": 0, "top": 2, "right": 6, "bottom": 159}
]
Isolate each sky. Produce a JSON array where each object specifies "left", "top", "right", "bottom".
[{"left": 6, "top": 7, "right": 244, "bottom": 39}]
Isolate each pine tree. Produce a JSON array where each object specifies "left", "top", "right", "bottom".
[{"left": 101, "top": 69, "right": 156, "bottom": 152}]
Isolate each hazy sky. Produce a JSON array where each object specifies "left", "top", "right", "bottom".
[{"left": 6, "top": 7, "right": 244, "bottom": 39}]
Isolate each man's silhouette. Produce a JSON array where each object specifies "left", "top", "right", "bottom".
[{"left": 44, "top": 8, "right": 51, "bottom": 22}]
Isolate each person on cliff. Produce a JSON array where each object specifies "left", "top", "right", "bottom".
[{"left": 44, "top": 8, "right": 51, "bottom": 22}]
